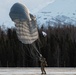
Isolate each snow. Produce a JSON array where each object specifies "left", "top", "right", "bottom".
[
  {"left": 0, "top": 68, "right": 76, "bottom": 75},
  {"left": 36, "top": 0, "right": 76, "bottom": 26}
]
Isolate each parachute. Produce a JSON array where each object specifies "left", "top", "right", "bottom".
[
  {"left": 9, "top": 2, "right": 38, "bottom": 44},
  {"left": 9, "top": 3, "right": 47, "bottom": 70}
]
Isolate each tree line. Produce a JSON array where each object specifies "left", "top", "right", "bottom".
[{"left": 0, "top": 24, "right": 76, "bottom": 67}]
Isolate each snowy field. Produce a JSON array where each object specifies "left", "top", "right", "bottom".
[{"left": 0, "top": 67, "right": 76, "bottom": 75}]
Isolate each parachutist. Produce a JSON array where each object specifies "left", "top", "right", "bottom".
[{"left": 39, "top": 55, "right": 48, "bottom": 74}]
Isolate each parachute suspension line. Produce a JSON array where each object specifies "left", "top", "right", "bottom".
[
  {"left": 21, "top": 43, "right": 39, "bottom": 60},
  {"left": 26, "top": 44, "right": 39, "bottom": 59},
  {"left": 20, "top": 44, "right": 38, "bottom": 62},
  {"left": 31, "top": 43, "right": 42, "bottom": 59}
]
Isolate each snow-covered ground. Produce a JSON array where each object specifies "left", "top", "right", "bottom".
[{"left": 0, "top": 68, "right": 76, "bottom": 75}]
